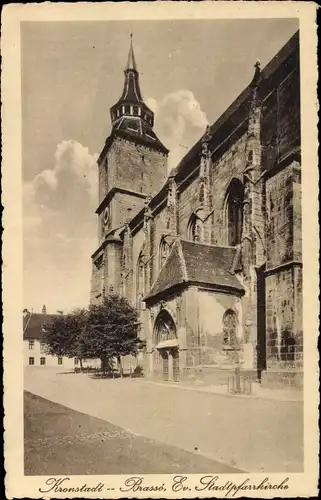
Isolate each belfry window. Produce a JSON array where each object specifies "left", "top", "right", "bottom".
[{"left": 226, "top": 179, "right": 244, "bottom": 246}]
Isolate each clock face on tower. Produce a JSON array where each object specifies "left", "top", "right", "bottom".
[{"left": 103, "top": 207, "right": 110, "bottom": 227}]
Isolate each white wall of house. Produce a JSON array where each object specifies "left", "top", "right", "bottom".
[{"left": 24, "top": 339, "right": 100, "bottom": 369}]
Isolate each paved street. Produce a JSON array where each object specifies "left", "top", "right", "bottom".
[
  {"left": 25, "top": 391, "right": 239, "bottom": 475},
  {"left": 24, "top": 368, "right": 303, "bottom": 473}
]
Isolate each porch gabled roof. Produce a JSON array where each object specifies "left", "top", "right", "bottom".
[{"left": 144, "top": 239, "right": 244, "bottom": 301}]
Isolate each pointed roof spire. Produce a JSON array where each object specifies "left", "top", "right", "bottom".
[{"left": 126, "top": 33, "right": 137, "bottom": 71}]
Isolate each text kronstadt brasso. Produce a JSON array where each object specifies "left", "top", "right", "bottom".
[{"left": 39, "top": 476, "right": 290, "bottom": 496}]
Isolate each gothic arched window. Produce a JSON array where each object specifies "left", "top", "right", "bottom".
[
  {"left": 222, "top": 309, "right": 237, "bottom": 346},
  {"left": 226, "top": 179, "right": 244, "bottom": 246},
  {"left": 159, "top": 237, "right": 170, "bottom": 269},
  {"left": 187, "top": 214, "right": 203, "bottom": 243}
]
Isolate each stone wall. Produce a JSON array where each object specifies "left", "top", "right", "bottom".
[
  {"left": 184, "top": 287, "right": 244, "bottom": 370},
  {"left": 266, "top": 164, "right": 296, "bottom": 268},
  {"left": 112, "top": 192, "right": 145, "bottom": 230},
  {"left": 211, "top": 134, "right": 247, "bottom": 245},
  {"left": 178, "top": 172, "right": 200, "bottom": 238},
  {"left": 293, "top": 167, "right": 302, "bottom": 261},
  {"left": 90, "top": 253, "right": 104, "bottom": 304},
  {"left": 108, "top": 137, "right": 168, "bottom": 197},
  {"left": 106, "top": 243, "right": 122, "bottom": 295},
  {"left": 261, "top": 68, "right": 300, "bottom": 172},
  {"left": 265, "top": 265, "right": 303, "bottom": 369},
  {"left": 176, "top": 133, "right": 247, "bottom": 244},
  {"left": 131, "top": 228, "right": 145, "bottom": 305},
  {"left": 153, "top": 206, "right": 171, "bottom": 277},
  {"left": 265, "top": 161, "right": 302, "bottom": 370},
  {"left": 98, "top": 158, "right": 107, "bottom": 206}
]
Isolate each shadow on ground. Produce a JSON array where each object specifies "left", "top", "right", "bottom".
[{"left": 24, "top": 391, "right": 242, "bottom": 476}]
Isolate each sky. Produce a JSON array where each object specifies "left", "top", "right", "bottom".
[{"left": 22, "top": 18, "right": 299, "bottom": 314}]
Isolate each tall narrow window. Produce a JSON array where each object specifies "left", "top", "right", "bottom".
[
  {"left": 28, "top": 340, "right": 34, "bottom": 350},
  {"left": 159, "top": 237, "right": 170, "bottom": 269},
  {"left": 187, "top": 214, "right": 203, "bottom": 242},
  {"left": 226, "top": 179, "right": 244, "bottom": 246},
  {"left": 222, "top": 309, "right": 237, "bottom": 346},
  {"left": 136, "top": 252, "right": 145, "bottom": 310},
  {"left": 29, "top": 357, "right": 35, "bottom": 366},
  {"left": 40, "top": 357, "right": 46, "bottom": 366}
]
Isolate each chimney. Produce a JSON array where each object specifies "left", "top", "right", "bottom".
[{"left": 23, "top": 308, "right": 30, "bottom": 318}]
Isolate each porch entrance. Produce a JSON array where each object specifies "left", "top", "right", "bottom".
[
  {"left": 159, "top": 347, "right": 180, "bottom": 382},
  {"left": 153, "top": 310, "right": 180, "bottom": 382}
]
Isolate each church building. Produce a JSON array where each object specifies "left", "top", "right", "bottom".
[{"left": 90, "top": 32, "right": 302, "bottom": 388}]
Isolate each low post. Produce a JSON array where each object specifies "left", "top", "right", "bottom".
[
  {"left": 223, "top": 344, "right": 242, "bottom": 394},
  {"left": 235, "top": 350, "right": 241, "bottom": 393}
]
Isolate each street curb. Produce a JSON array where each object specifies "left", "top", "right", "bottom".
[{"left": 131, "top": 378, "right": 303, "bottom": 403}]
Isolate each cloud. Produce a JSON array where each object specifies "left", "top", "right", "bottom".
[
  {"left": 147, "top": 90, "right": 208, "bottom": 170},
  {"left": 23, "top": 141, "right": 99, "bottom": 312}
]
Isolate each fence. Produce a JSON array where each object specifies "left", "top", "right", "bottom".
[{"left": 228, "top": 373, "right": 252, "bottom": 394}]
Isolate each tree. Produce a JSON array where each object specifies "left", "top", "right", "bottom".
[
  {"left": 42, "top": 308, "right": 88, "bottom": 368},
  {"left": 81, "top": 294, "right": 143, "bottom": 376}
]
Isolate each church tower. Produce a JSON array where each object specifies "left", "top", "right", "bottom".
[{"left": 91, "top": 35, "right": 168, "bottom": 304}]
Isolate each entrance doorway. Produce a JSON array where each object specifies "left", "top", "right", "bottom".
[
  {"left": 153, "top": 310, "right": 179, "bottom": 382},
  {"left": 158, "top": 347, "right": 179, "bottom": 382}
]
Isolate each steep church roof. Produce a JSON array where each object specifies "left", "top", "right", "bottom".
[
  {"left": 126, "top": 34, "right": 138, "bottom": 72},
  {"left": 144, "top": 239, "right": 244, "bottom": 301}
]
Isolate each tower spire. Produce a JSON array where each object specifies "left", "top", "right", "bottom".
[
  {"left": 126, "top": 33, "right": 137, "bottom": 72},
  {"left": 108, "top": 34, "right": 168, "bottom": 154}
]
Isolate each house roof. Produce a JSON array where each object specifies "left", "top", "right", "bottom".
[
  {"left": 23, "top": 313, "right": 61, "bottom": 340},
  {"left": 144, "top": 239, "right": 244, "bottom": 301}
]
